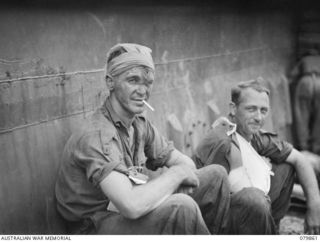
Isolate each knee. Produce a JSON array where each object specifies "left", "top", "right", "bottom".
[
  {"left": 232, "top": 187, "right": 270, "bottom": 214},
  {"left": 151, "top": 194, "right": 202, "bottom": 221},
  {"left": 204, "top": 164, "right": 228, "bottom": 181},
  {"left": 155, "top": 194, "right": 208, "bottom": 234},
  {"left": 281, "top": 163, "right": 295, "bottom": 176},
  {"left": 197, "top": 165, "right": 230, "bottom": 196},
  {"left": 274, "top": 163, "right": 295, "bottom": 183},
  {"left": 211, "top": 164, "right": 228, "bottom": 176},
  {"left": 167, "top": 194, "right": 199, "bottom": 212},
  {"left": 157, "top": 194, "right": 200, "bottom": 216}
]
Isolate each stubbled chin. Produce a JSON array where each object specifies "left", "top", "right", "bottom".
[
  {"left": 250, "top": 127, "right": 260, "bottom": 133},
  {"left": 131, "top": 106, "right": 144, "bottom": 114},
  {"left": 135, "top": 109, "right": 144, "bottom": 114}
]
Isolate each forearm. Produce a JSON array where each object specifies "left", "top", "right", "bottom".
[
  {"left": 121, "top": 166, "right": 187, "bottom": 219},
  {"left": 292, "top": 151, "right": 320, "bottom": 206},
  {"left": 101, "top": 150, "right": 198, "bottom": 219},
  {"left": 286, "top": 149, "right": 320, "bottom": 233}
]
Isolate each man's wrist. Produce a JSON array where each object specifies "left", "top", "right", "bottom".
[
  {"left": 307, "top": 197, "right": 320, "bottom": 209},
  {"left": 168, "top": 165, "right": 187, "bottom": 181}
]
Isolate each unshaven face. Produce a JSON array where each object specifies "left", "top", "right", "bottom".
[
  {"left": 232, "top": 88, "right": 270, "bottom": 141},
  {"left": 111, "top": 66, "right": 154, "bottom": 119}
]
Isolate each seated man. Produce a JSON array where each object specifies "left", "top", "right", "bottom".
[
  {"left": 55, "top": 43, "right": 230, "bottom": 235},
  {"left": 193, "top": 78, "right": 320, "bottom": 234}
]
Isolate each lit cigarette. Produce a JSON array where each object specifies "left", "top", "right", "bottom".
[{"left": 142, "top": 100, "right": 155, "bottom": 111}]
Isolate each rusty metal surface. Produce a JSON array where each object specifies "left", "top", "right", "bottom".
[{"left": 0, "top": 4, "right": 296, "bottom": 234}]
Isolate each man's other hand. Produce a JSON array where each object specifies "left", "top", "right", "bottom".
[
  {"left": 171, "top": 164, "right": 199, "bottom": 188},
  {"left": 305, "top": 200, "right": 320, "bottom": 234}
]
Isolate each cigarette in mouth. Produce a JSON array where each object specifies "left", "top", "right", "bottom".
[{"left": 142, "top": 100, "right": 155, "bottom": 112}]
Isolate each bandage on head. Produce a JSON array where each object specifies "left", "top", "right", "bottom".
[{"left": 106, "top": 43, "right": 155, "bottom": 77}]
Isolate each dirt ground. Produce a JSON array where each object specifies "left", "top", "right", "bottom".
[
  {"left": 279, "top": 184, "right": 307, "bottom": 235},
  {"left": 279, "top": 211, "right": 305, "bottom": 235}
]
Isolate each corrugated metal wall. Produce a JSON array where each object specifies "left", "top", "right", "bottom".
[
  {"left": 297, "top": 9, "right": 320, "bottom": 57},
  {"left": 0, "top": 2, "right": 297, "bottom": 234}
]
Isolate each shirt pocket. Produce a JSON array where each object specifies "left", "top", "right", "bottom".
[{"left": 100, "top": 131, "right": 123, "bottom": 164}]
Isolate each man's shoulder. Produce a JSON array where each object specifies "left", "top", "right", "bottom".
[
  {"left": 196, "top": 123, "right": 232, "bottom": 154},
  {"left": 252, "top": 129, "right": 279, "bottom": 146},
  {"left": 204, "top": 117, "right": 235, "bottom": 143},
  {"left": 71, "top": 109, "right": 117, "bottom": 144},
  {"left": 252, "top": 129, "right": 293, "bottom": 160},
  {"left": 194, "top": 118, "right": 232, "bottom": 170},
  {"left": 89, "top": 109, "right": 116, "bottom": 131}
]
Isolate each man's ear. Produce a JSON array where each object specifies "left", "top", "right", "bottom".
[
  {"left": 106, "top": 75, "right": 114, "bottom": 91},
  {"left": 229, "top": 102, "right": 237, "bottom": 116}
]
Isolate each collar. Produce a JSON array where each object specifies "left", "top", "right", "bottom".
[
  {"left": 230, "top": 132, "right": 240, "bottom": 149},
  {"left": 101, "top": 98, "right": 128, "bottom": 128},
  {"left": 101, "top": 98, "right": 145, "bottom": 131},
  {"left": 225, "top": 115, "right": 244, "bottom": 149}
]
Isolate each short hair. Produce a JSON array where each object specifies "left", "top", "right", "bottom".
[{"left": 231, "top": 77, "right": 270, "bottom": 105}]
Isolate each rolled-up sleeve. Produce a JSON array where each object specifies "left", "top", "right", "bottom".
[
  {"left": 144, "top": 120, "right": 174, "bottom": 170},
  {"left": 252, "top": 131, "right": 293, "bottom": 164},
  {"left": 73, "top": 130, "right": 122, "bottom": 186}
]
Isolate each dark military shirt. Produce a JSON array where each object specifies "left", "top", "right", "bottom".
[
  {"left": 193, "top": 120, "right": 293, "bottom": 173},
  {"left": 55, "top": 99, "right": 174, "bottom": 222}
]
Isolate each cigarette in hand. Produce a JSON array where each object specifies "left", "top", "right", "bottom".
[{"left": 142, "top": 100, "right": 155, "bottom": 112}]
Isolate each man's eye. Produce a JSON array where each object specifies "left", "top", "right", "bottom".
[{"left": 128, "top": 78, "right": 138, "bottom": 83}]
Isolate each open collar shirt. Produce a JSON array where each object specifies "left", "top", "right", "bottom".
[{"left": 193, "top": 119, "right": 293, "bottom": 173}]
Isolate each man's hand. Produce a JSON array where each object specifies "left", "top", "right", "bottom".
[
  {"left": 177, "top": 185, "right": 195, "bottom": 195},
  {"left": 305, "top": 200, "right": 320, "bottom": 234},
  {"left": 171, "top": 164, "right": 199, "bottom": 188}
]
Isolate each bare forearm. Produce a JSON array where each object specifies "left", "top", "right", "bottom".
[
  {"left": 297, "top": 164, "right": 320, "bottom": 205},
  {"left": 286, "top": 149, "right": 320, "bottom": 233},
  {"left": 292, "top": 151, "right": 320, "bottom": 206},
  {"left": 101, "top": 152, "right": 198, "bottom": 219},
  {"left": 123, "top": 166, "right": 187, "bottom": 218}
]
